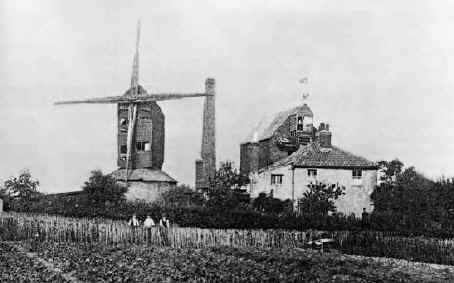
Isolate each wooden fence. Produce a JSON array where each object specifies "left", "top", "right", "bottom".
[
  {"left": 2, "top": 212, "right": 454, "bottom": 265},
  {"left": 0, "top": 212, "right": 322, "bottom": 248}
]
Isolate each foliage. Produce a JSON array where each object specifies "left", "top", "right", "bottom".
[
  {"left": 22, "top": 241, "right": 448, "bottom": 282},
  {"left": 205, "top": 161, "right": 250, "bottom": 210},
  {"left": 3, "top": 212, "right": 454, "bottom": 278},
  {"left": 377, "top": 159, "right": 404, "bottom": 184},
  {"left": 82, "top": 170, "right": 127, "bottom": 207},
  {"left": 371, "top": 159, "right": 454, "bottom": 236},
  {"left": 0, "top": 243, "right": 69, "bottom": 282},
  {"left": 2, "top": 169, "right": 40, "bottom": 201},
  {"left": 252, "top": 192, "right": 292, "bottom": 215},
  {"left": 157, "top": 184, "right": 204, "bottom": 208},
  {"left": 298, "top": 182, "right": 345, "bottom": 217}
]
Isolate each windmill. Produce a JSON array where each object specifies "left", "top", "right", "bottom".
[{"left": 55, "top": 22, "right": 216, "bottom": 195}]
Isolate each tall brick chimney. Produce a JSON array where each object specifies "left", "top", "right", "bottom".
[
  {"left": 319, "top": 123, "right": 332, "bottom": 148},
  {"left": 195, "top": 78, "right": 216, "bottom": 189}
]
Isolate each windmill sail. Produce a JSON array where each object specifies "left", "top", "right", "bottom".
[
  {"left": 54, "top": 92, "right": 211, "bottom": 105},
  {"left": 124, "top": 103, "right": 138, "bottom": 182},
  {"left": 53, "top": 21, "right": 214, "bottom": 188},
  {"left": 125, "top": 21, "right": 141, "bottom": 185}
]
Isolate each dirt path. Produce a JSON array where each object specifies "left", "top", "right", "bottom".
[{"left": 5, "top": 241, "right": 83, "bottom": 283}]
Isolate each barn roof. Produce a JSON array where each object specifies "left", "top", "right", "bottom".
[
  {"left": 267, "top": 142, "right": 377, "bottom": 170},
  {"left": 242, "top": 104, "right": 313, "bottom": 144},
  {"left": 111, "top": 169, "right": 177, "bottom": 183}
]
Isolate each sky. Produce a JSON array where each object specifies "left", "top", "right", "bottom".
[{"left": 1, "top": 0, "right": 454, "bottom": 193}]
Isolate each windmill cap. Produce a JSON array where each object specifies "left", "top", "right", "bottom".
[{"left": 300, "top": 103, "right": 313, "bottom": 117}]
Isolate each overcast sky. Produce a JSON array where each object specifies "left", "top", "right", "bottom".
[{"left": 1, "top": 0, "right": 453, "bottom": 193}]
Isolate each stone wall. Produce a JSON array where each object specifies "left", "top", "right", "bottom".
[
  {"left": 249, "top": 165, "right": 377, "bottom": 217},
  {"left": 122, "top": 181, "right": 176, "bottom": 203}
]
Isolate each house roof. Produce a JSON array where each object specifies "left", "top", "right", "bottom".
[
  {"left": 111, "top": 169, "right": 177, "bottom": 183},
  {"left": 267, "top": 142, "right": 377, "bottom": 170},
  {"left": 242, "top": 104, "right": 313, "bottom": 144}
]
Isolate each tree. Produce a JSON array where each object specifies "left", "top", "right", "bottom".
[
  {"left": 377, "top": 159, "right": 404, "bottom": 184},
  {"left": 252, "top": 192, "right": 292, "bottom": 215},
  {"left": 3, "top": 169, "right": 40, "bottom": 201},
  {"left": 298, "top": 182, "right": 345, "bottom": 217},
  {"left": 205, "top": 161, "right": 251, "bottom": 209},
  {"left": 371, "top": 160, "right": 440, "bottom": 232},
  {"left": 158, "top": 184, "right": 204, "bottom": 207},
  {"left": 82, "top": 170, "right": 127, "bottom": 207},
  {"left": 371, "top": 162, "right": 433, "bottom": 214}
]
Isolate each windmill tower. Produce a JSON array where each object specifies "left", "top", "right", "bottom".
[{"left": 55, "top": 22, "right": 216, "bottom": 201}]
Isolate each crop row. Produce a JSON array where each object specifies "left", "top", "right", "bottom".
[{"left": 23, "top": 241, "right": 446, "bottom": 282}]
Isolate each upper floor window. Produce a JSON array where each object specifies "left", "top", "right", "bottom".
[
  {"left": 136, "top": 141, "right": 151, "bottom": 151},
  {"left": 271, "top": 174, "right": 283, "bottom": 185},
  {"left": 303, "top": 116, "right": 313, "bottom": 131},
  {"left": 307, "top": 169, "right": 317, "bottom": 178},
  {"left": 297, "top": 116, "right": 303, "bottom": 130},
  {"left": 299, "top": 136, "right": 310, "bottom": 144},
  {"left": 352, "top": 169, "right": 362, "bottom": 179},
  {"left": 120, "top": 145, "right": 127, "bottom": 154}
]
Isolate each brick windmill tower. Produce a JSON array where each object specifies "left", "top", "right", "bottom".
[{"left": 55, "top": 22, "right": 216, "bottom": 201}]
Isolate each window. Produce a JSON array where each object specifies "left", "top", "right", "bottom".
[
  {"left": 136, "top": 141, "right": 151, "bottom": 152},
  {"left": 299, "top": 136, "right": 310, "bottom": 144},
  {"left": 140, "top": 116, "right": 151, "bottom": 120},
  {"left": 307, "top": 169, "right": 317, "bottom": 178},
  {"left": 297, "top": 116, "right": 303, "bottom": 130},
  {"left": 303, "top": 116, "right": 313, "bottom": 131},
  {"left": 352, "top": 169, "right": 362, "bottom": 179},
  {"left": 120, "top": 145, "right": 127, "bottom": 154},
  {"left": 271, "top": 174, "right": 283, "bottom": 185},
  {"left": 119, "top": 118, "right": 128, "bottom": 133}
]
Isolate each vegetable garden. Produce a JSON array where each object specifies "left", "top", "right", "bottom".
[
  {"left": 1, "top": 212, "right": 454, "bottom": 282},
  {"left": 1, "top": 212, "right": 454, "bottom": 265}
]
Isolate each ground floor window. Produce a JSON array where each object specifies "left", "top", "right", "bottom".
[
  {"left": 352, "top": 169, "right": 362, "bottom": 179},
  {"left": 271, "top": 174, "right": 283, "bottom": 185},
  {"left": 307, "top": 169, "right": 317, "bottom": 178}
]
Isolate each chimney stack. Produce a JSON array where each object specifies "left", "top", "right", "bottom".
[
  {"left": 195, "top": 78, "right": 216, "bottom": 189},
  {"left": 319, "top": 122, "right": 332, "bottom": 148}
]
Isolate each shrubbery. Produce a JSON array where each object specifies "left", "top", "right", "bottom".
[{"left": 4, "top": 160, "right": 454, "bottom": 239}]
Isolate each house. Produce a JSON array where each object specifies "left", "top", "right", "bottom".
[{"left": 241, "top": 103, "right": 378, "bottom": 217}]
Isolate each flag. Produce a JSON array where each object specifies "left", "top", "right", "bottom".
[{"left": 299, "top": 77, "right": 308, "bottom": 84}]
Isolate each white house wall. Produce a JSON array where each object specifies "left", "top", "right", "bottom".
[{"left": 249, "top": 166, "right": 377, "bottom": 217}]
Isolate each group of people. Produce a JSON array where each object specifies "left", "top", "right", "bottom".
[
  {"left": 128, "top": 214, "right": 170, "bottom": 229},
  {"left": 128, "top": 214, "right": 171, "bottom": 245}
]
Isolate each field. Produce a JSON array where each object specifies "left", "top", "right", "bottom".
[
  {"left": 2, "top": 240, "right": 454, "bottom": 282},
  {"left": 1, "top": 212, "right": 454, "bottom": 282}
]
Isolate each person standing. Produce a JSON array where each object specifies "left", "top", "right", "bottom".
[
  {"left": 128, "top": 214, "right": 140, "bottom": 243},
  {"left": 159, "top": 215, "right": 170, "bottom": 228},
  {"left": 128, "top": 214, "right": 140, "bottom": 227},
  {"left": 159, "top": 215, "right": 170, "bottom": 246},
  {"left": 143, "top": 215, "right": 155, "bottom": 243}
]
